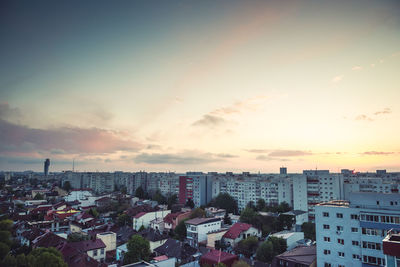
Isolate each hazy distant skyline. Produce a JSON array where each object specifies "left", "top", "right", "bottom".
[{"left": 1, "top": 0, "right": 400, "bottom": 172}]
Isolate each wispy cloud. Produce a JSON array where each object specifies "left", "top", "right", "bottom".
[
  {"left": 192, "top": 114, "right": 226, "bottom": 127},
  {"left": 351, "top": 66, "right": 362, "bottom": 71},
  {"left": 268, "top": 150, "right": 313, "bottom": 157},
  {"left": 193, "top": 96, "right": 268, "bottom": 128},
  {"left": 332, "top": 75, "right": 344, "bottom": 83},
  {"left": 355, "top": 114, "right": 374, "bottom": 121},
  {"left": 0, "top": 119, "right": 143, "bottom": 155},
  {"left": 256, "top": 155, "right": 291, "bottom": 162},
  {"left": 245, "top": 149, "right": 270, "bottom": 153},
  {"left": 362, "top": 151, "right": 395, "bottom": 156},
  {"left": 134, "top": 151, "right": 222, "bottom": 165},
  {"left": 374, "top": 107, "right": 391, "bottom": 115}
]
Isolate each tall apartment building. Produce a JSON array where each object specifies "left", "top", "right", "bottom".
[
  {"left": 188, "top": 172, "right": 212, "bottom": 207},
  {"left": 179, "top": 176, "right": 193, "bottom": 204},
  {"left": 157, "top": 173, "right": 179, "bottom": 197},
  {"left": 315, "top": 192, "right": 400, "bottom": 267}
]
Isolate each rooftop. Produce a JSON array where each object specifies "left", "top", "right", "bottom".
[
  {"left": 223, "top": 223, "right": 252, "bottom": 239},
  {"left": 273, "top": 245, "right": 316, "bottom": 266},
  {"left": 185, "top": 217, "right": 220, "bottom": 225}
]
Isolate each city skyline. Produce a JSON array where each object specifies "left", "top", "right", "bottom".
[{"left": 1, "top": 0, "right": 400, "bottom": 172}]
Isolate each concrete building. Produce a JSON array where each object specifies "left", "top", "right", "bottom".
[
  {"left": 188, "top": 172, "right": 212, "bottom": 207},
  {"left": 132, "top": 210, "right": 171, "bottom": 231},
  {"left": 315, "top": 192, "right": 400, "bottom": 267},
  {"left": 271, "top": 230, "right": 305, "bottom": 251},
  {"left": 382, "top": 229, "right": 400, "bottom": 267},
  {"left": 185, "top": 217, "right": 222, "bottom": 247},
  {"left": 96, "top": 232, "right": 116, "bottom": 252}
]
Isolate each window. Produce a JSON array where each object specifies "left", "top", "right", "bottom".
[
  {"left": 362, "top": 241, "right": 382, "bottom": 250},
  {"left": 352, "top": 254, "right": 360, "bottom": 259},
  {"left": 323, "top": 224, "right": 330, "bottom": 229},
  {"left": 350, "top": 214, "right": 358, "bottom": 220},
  {"left": 337, "top": 213, "right": 343, "bottom": 218},
  {"left": 337, "top": 226, "right": 343, "bottom": 231},
  {"left": 93, "top": 249, "right": 98, "bottom": 256},
  {"left": 351, "top": 227, "right": 358, "bottom": 233},
  {"left": 323, "top": 250, "right": 331, "bottom": 255},
  {"left": 352, "top": 240, "right": 359, "bottom": 246},
  {"left": 324, "top": 263, "right": 331, "bottom": 267},
  {"left": 338, "top": 265, "right": 345, "bottom": 267},
  {"left": 338, "top": 252, "right": 345, "bottom": 257},
  {"left": 323, "top": 212, "right": 329, "bottom": 217},
  {"left": 324, "top": 236, "right": 331, "bottom": 242},
  {"left": 101, "top": 248, "right": 104, "bottom": 255},
  {"left": 337, "top": 238, "right": 344, "bottom": 245}
]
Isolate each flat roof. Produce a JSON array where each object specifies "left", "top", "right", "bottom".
[{"left": 185, "top": 217, "right": 220, "bottom": 225}]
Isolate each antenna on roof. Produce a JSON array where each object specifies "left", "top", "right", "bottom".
[{"left": 72, "top": 158, "right": 75, "bottom": 172}]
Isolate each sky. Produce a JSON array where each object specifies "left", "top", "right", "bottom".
[{"left": 1, "top": 0, "right": 400, "bottom": 173}]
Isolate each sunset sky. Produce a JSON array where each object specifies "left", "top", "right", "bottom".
[{"left": 1, "top": 0, "right": 400, "bottom": 173}]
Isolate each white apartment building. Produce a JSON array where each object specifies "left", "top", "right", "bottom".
[
  {"left": 158, "top": 173, "right": 179, "bottom": 197},
  {"left": 185, "top": 217, "right": 222, "bottom": 247},
  {"left": 315, "top": 192, "right": 400, "bottom": 267}
]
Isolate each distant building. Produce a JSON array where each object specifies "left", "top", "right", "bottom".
[
  {"left": 44, "top": 159, "right": 50, "bottom": 176},
  {"left": 280, "top": 167, "right": 287, "bottom": 175}
]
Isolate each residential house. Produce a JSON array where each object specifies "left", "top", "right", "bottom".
[
  {"left": 132, "top": 210, "right": 171, "bottom": 231},
  {"left": 222, "top": 222, "right": 261, "bottom": 247},
  {"left": 271, "top": 245, "right": 316, "bottom": 267},
  {"left": 185, "top": 217, "right": 222, "bottom": 247}
]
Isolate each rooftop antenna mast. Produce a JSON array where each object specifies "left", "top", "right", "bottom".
[{"left": 72, "top": 158, "right": 75, "bottom": 172}]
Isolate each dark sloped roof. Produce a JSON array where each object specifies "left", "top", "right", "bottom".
[
  {"left": 33, "top": 232, "right": 66, "bottom": 248},
  {"left": 154, "top": 238, "right": 197, "bottom": 260},
  {"left": 138, "top": 228, "right": 168, "bottom": 242},
  {"left": 274, "top": 245, "right": 316, "bottom": 265},
  {"left": 69, "top": 239, "right": 106, "bottom": 252}
]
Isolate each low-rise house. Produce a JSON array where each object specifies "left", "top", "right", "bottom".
[
  {"left": 163, "top": 211, "right": 191, "bottom": 231},
  {"left": 154, "top": 238, "right": 197, "bottom": 264},
  {"left": 132, "top": 210, "right": 171, "bottom": 231},
  {"left": 185, "top": 217, "right": 222, "bottom": 247},
  {"left": 150, "top": 217, "right": 165, "bottom": 232},
  {"left": 96, "top": 232, "right": 116, "bottom": 252},
  {"left": 69, "top": 239, "right": 107, "bottom": 262},
  {"left": 206, "top": 229, "right": 228, "bottom": 249},
  {"left": 271, "top": 245, "right": 316, "bottom": 267},
  {"left": 205, "top": 207, "right": 226, "bottom": 218},
  {"left": 138, "top": 228, "right": 169, "bottom": 252},
  {"left": 222, "top": 223, "right": 261, "bottom": 247},
  {"left": 200, "top": 250, "right": 238, "bottom": 267},
  {"left": 270, "top": 230, "right": 305, "bottom": 251}
]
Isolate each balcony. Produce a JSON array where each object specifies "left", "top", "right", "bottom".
[
  {"left": 383, "top": 229, "right": 400, "bottom": 257},
  {"left": 307, "top": 192, "right": 320, "bottom": 196}
]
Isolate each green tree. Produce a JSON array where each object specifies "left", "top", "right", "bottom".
[
  {"left": 276, "top": 202, "right": 290, "bottom": 213},
  {"left": 0, "top": 242, "right": 9, "bottom": 261},
  {"left": 123, "top": 235, "right": 151, "bottom": 264},
  {"left": 117, "top": 214, "right": 132, "bottom": 226},
  {"left": 223, "top": 212, "right": 232, "bottom": 225},
  {"left": 235, "top": 236, "right": 258, "bottom": 257},
  {"left": 256, "top": 241, "right": 274, "bottom": 263},
  {"left": 88, "top": 208, "right": 99, "bottom": 218},
  {"left": 135, "top": 186, "right": 145, "bottom": 199},
  {"left": 174, "top": 220, "right": 187, "bottom": 241},
  {"left": 33, "top": 193, "right": 44, "bottom": 200},
  {"left": 256, "top": 199, "right": 266, "bottom": 212},
  {"left": 16, "top": 254, "right": 28, "bottom": 267},
  {"left": 0, "top": 231, "right": 12, "bottom": 247},
  {"left": 62, "top": 181, "right": 72, "bottom": 192},
  {"left": 167, "top": 194, "right": 178, "bottom": 209},
  {"left": 29, "top": 247, "right": 67, "bottom": 267},
  {"left": 120, "top": 186, "right": 127, "bottom": 195},
  {"left": 2, "top": 254, "right": 16, "bottom": 267},
  {"left": 189, "top": 208, "right": 206, "bottom": 219},
  {"left": 215, "top": 263, "right": 226, "bottom": 267},
  {"left": 301, "top": 222, "right": 316, "bottom": 240},
  {"left": 268, "top": 236, "right": 287, "bottom": 255},
  {"left": 277, "top": 214, "right": 295, "bottom": 231},
  {"left": 210, "top": 193, "right": 238, "bottom": 214},
  {"left": 0, "top": 220, "right": 13, "bottom": 232},
  {"left": 67, "top": 233, "right": 89, "bottom": 242},
  {"left": 152, "top": 190, "right": 166, "bottom": 204},
  {"left": 232, "top": 260, "right": 251, "bottom": 267},
  {"left": 185, "top": 198, "right": 195, "bottom": 209},
  {"left": 239, "top": 207, "right": 257, "bottom": 224}
]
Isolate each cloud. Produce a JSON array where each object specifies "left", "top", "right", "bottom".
[
  {"left": 355, "top": 114, "right": 373, "bottom": 121},
  {"left": 134, "top": 152, "right": 222, "bottom": 165},
  {"left": 362, "top": 151, "right": 395, "bottom": 156},
  {"left": 0, "top": 102, "right": 22, "bottom": 121},
  {"left": 193, "top": 96, "right": 268, "bottom": 128},
  {"left": 192, "top": 114, "right": 226, "bottom": 127},
  {"left": 215, "top": 153, "right": 238, "bottom": 158},
  {"left": 245, "top": 149, "right": 270, "bottom": 153},
  {"left": 268, "top": 150, "right": 313, "bottom": 157},
  {"left": 256, "top": 155, "right": 291, "bottom": 162},
  {"left": 374, "top": 107, "right": 391, "bottom": 115},
  {"left": 351, "top": 66, "right": 362, "bottom": 71},
  {"left": 0, "top": 119, "right": 143, "bottom": 155},
  {"left": 332, "top": 75, "right": 344, "bottom": 83}
]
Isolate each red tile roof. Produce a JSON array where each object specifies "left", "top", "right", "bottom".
[
  {"left": 133, "top": 211, "right": 147, "bottom": 219},
  {"left": 163, "top": 212, "right": 179, "bottom": 224},
  {"left": 201, "top": 250, "right": 238, "bottom": 267},
  {"left": 223, "top": 223, "right": 252, "bottom": 239}
]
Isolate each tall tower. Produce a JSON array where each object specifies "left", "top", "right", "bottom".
[{"left": 44, "top": 158, "right": 50, "bottom": 176}]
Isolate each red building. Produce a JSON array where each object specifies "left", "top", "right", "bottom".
[{"left": 179, "top": 176, "right": 193, "bottom": 204}]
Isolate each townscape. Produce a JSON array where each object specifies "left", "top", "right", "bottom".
[{"left": 0, "top": 164, "right": 399, "bottom": 267}]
